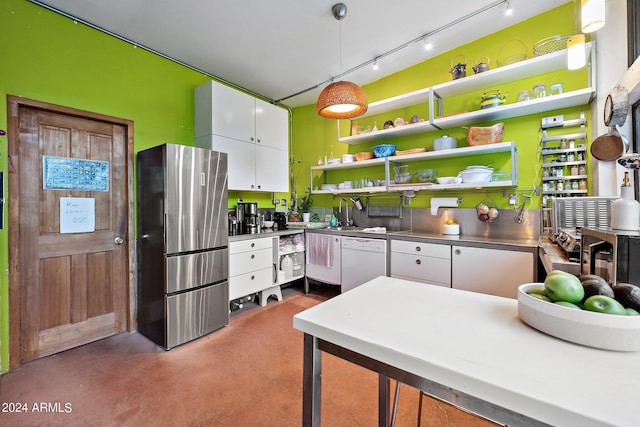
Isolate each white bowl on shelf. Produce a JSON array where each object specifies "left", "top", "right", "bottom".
[{"left": 517, "top": 283, "right": 640, "bottom": 351}]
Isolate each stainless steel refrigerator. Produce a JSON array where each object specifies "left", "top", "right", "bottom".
[{"left": 137, "top": 143, "right": 229, "bottom": 349}]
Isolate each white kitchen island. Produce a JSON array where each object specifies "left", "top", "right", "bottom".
[{"left": 293, "top": 276, "right": 639, "bottom": 427}]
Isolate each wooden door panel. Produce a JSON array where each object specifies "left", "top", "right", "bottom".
[
  {"left": 87, "top": 251, "right": 113, "bottom": 318},
  {"left": 10, "top": 99, "right": 131, "bottom": 366},
  {"left": 40, "top": 257, "right": 71, "bottom": 330}
]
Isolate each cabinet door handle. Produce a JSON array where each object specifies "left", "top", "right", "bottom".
[
  {"left": 251, "top": 242, "right": 255, "bottom": 247},
  {"left": 455, "top": 249, "right": 461, "bottom": 255},
  {"left": 415, "top": 246, "right": 421, "bottom": 252},
  {"left": 251, "top": 254, "right": 255, "bottom": 259},
  {"left": 251, "top": 275, "right": 255, "bottom": 280},
  {"left": 250, "top": 137, "right": 254, "bottom": 142},
  {"left": 415, "top": 259, "right": 421, "bottom": 265},
  {"left": 257, "top": 139, "right": 261, "bottom": 143}
]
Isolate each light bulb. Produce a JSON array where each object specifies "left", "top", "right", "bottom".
[
  {"left": 505, "top": 1, "right": 513, "bottom": 16},
  {"left": 423, "top": 37, "right": 433, "bottom": 51},
  {"left": 581, "top": 0, "right": 605, "bottom": 33},
  {"left": 372, "top": 60, "right": 379, "bottom": 71},
  {"left": 567, "top": 34, "right": 586, "bottom": 70}
]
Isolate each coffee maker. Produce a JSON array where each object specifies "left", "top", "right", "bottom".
[
  {"left": 273, "top": 212, "right": 287, "bottom": 230},
  {"left": 242, "top": 202, "right": 259, "bottom": 234}
]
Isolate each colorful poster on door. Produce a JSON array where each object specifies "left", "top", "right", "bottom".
[
  {"left": 43, "top": 155, "right": 109, "bottom": 191},
  {"left": 60, "top": 197, "right": 95, "bottom": 233}
]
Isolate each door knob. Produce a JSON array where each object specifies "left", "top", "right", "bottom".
[{"left": 114, "top": 237, "right": 124, "bottom": 245}]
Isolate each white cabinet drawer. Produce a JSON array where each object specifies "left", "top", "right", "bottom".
[
  {"left": 391, "top": 240, "right": 450, "bottom": 259},
  {"left": 229, "top": 237, "right": 273, "bottom": 254},
  {"left": 390, "top": 252, "right": 451, "bottom": 287},
  {"left": 229, "top": 248, "right": 273, "bottom": 276},
  {"left": 228, "top": 267, "right": 274, "bottom": 301}
]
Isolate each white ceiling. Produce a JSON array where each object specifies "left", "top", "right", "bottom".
[{"left": 33, "top": 0, "right": 569, "bottom": 108}]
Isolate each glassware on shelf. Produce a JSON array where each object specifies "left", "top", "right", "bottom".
[{"left": 533, "top": 83, "right": 547, "bottom": 98}]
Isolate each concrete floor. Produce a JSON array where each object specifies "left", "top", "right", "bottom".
[{"left": 0, "top": 283, "right": 497, "bottom": 426}]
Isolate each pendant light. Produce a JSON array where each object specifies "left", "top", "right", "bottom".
[
  {"left": 581, "top": 0, "right": 605, "bottom": 33},
  {"left": 316, "top": 3, "right": 368, "bottom": 119},
  {"left": 567, "top": 34, "right": 586, "bottom": 70}
]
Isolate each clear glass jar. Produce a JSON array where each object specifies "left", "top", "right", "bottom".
[
  {"left": 557, "top": 180, "right": 564, "bottom": 191},
  {"left": 578, "top": 152, "right": 584, "bottom": 161},
  {"left": 556, "top": 166, "right": 564, "bottom": 177},
  {"left": 560, "top": 139, "right": 567, "bottom": 149},
  {"left": 571, "top": 180, "right": 579, "bottom": 190},
  {"left": 543, "top": 168, "right": 549, "bottom": 178},
  {"left": 568, "top": 153, "right": 575, "bottom": 162},
  {"left": 579, "top": 165, "right": 586, "bottom": 175},
  {"left": 569, "top": 139, "right": 576, "bottom": 149},
  {"left": 570, "top": 165, "right": 579, "bottom": 176},
  {"left": 579, "top": 179, "right": 587, "bottom": 190}
]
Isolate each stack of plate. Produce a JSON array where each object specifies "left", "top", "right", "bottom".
[
  {"left": 321, "top": 184, "right": 338, "bottom": 190},
  {"left": 327, "top": 158, "right": 341, "bottom": 165},
  {"left": 458, "top": 166, "right": 493, "bottom": 183}
]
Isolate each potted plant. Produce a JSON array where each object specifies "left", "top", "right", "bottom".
[{"left": 298, "top": 188, "right": 316, "bottom": 223}]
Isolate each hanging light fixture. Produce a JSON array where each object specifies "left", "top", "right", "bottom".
[
  {"left": 316, "top": 3, "right": 368, "bottom": 119},
  {"left": 581, "top": 0, "right": 605, "bottom": 33},
  {"left": 567, "top": 34, "right": 586, "bottom": 70}
]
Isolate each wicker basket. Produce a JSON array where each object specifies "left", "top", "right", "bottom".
[
  {"left": 355, "top": 151, "right": 374, "bottom": 161},
  {"left": 533, "top": 35, "right": 571, "bottom": 56},
  {"left": 466, "top": 123, "right": 504, "bottom": 146}
]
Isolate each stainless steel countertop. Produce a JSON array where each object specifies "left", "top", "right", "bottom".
[{"left": 229, "top": 228, "right": 303, "bottom": 242}]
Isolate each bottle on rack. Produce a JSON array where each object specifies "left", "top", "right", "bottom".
[
  {"left": 292, "top": 252, "right": 303, "bottom": 277},
  {"left": 282, "top": 255, "right": 293, "bottom": 280},
  {"left": 611, "top": 172, "right": 640, "bottom": 231}
]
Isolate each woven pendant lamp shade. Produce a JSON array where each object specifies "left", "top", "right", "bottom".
[{"left": 316, "top": 81, "right": 368, "bottom": 119}]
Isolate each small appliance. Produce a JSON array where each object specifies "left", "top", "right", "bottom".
[
  {"left": 581, "top": 227, "right": 640, "bottom": 286},
  {"left": 242, "top": 202, "right": 259, "bottom": 234},
  {"left": 274, "top": 212, "right": 287, "bottom": 230}
]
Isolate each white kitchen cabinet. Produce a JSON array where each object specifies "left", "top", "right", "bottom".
[
  {"left": 228, "top": 237, "right": 275, "bottom": 301},
  {"left": 195, "top": 80, "right": 289, "bottom": 192},
  {"left": 451, "top": 245, "right": 534, "bottom": 299},
  {"left": 305, "top": 234, "right": 342, "bottom": 286},
  {"left": 390, "top": 239, "right": 451, "bottom": 287}
]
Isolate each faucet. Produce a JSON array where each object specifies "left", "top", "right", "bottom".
[{"left": 339, "top": 198, "right": 351, "bottom": 226}]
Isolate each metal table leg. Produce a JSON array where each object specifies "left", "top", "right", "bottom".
[{"left": 302, "top": 333, "right": 322, "bottom": 426}]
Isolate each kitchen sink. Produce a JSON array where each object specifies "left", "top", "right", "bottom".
[{"left": 324, "top": 226, "right": 363, "bottom": 231}]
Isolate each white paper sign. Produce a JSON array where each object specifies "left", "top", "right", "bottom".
[{"left": 60, "top": 197, "right": 95, "bottom": 233}]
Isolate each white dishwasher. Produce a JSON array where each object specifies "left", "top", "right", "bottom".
[{"left": 341, "top": 236, "right": 387, "bottom": 293}]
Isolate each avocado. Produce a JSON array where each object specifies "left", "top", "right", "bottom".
[
  {"left": 579, "top": 274, "right": 609, "bottom": 286},
  {"left": 611, "top": 283, "right": 640, "bottom": 311},
  {"left": 581, "top": 278, "right": 615, "bottom": 301}
]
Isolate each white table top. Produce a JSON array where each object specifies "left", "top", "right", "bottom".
[{"left": 293, "top": 276, "right": 640, "bottom": 427}]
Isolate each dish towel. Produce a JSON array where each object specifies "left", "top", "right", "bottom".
[
  {"left": 362, "top": 227, "right": 387, "bottom": 233},
  {"left": 306, "top": 234, "right": 334, "bottom": 268}
]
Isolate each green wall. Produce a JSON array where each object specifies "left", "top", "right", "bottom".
[
  {"left": 290, "top": 2, "right": 591, "bottom": 211},
  {"left": 0, "top": 0, "right": 585, "bottom": 372}
]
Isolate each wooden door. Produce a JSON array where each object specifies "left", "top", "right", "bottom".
[{"left": 8, "top": 97, "right": 134, "bottom": 367}]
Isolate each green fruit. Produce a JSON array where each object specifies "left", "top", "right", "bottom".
[
  {"left": 554, "top": 301, "right": 582, "bottom": 310},
  {"left": 583, "top": 295, "right": 627, "bottom": 315},
  {"left": 625, "top": 308, "right": 640, "bottom": 316},
  {"left": 544, "top": 273, "right": 584, "bottom": 303},
  {"left": 526, "top": 286, "right": 546, "bottom": 296},
  {"left": 528, "top": 293, "right": 552, "bottom": 302}
]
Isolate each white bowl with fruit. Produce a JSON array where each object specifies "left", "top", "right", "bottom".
[{"left": 518, "top": 271, "right": 640, "bottom": 351}]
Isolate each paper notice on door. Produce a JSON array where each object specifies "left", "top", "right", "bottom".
[{"left": 60, "top": 197, "right": 95, "bottom": 233}]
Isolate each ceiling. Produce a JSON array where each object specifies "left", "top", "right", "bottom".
[{"left": 33, "top": 0, "right": 569, "bottom": 108}]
